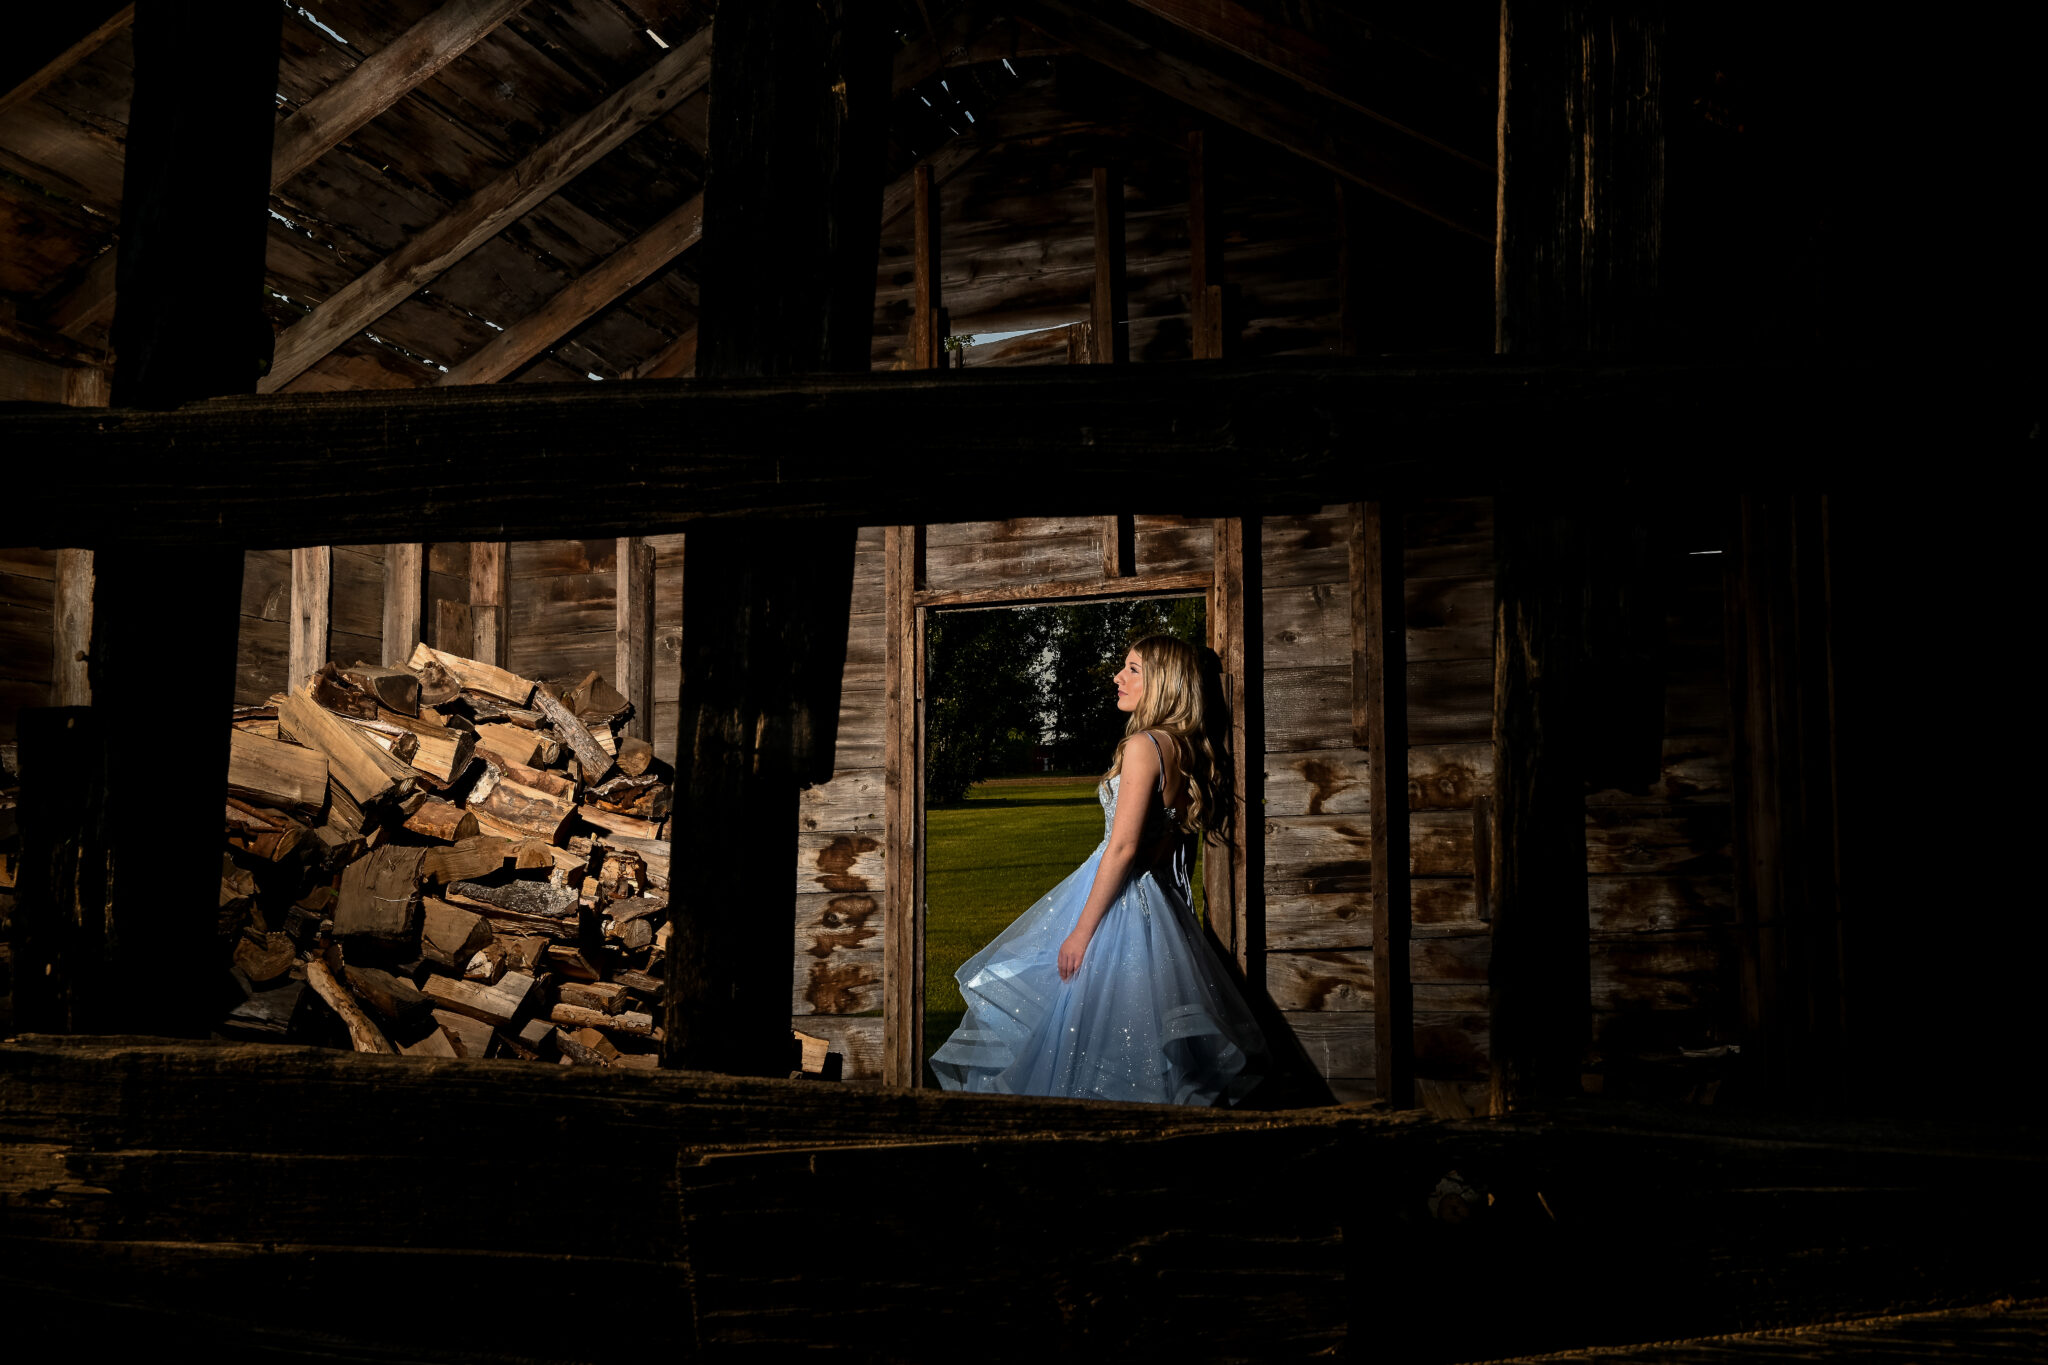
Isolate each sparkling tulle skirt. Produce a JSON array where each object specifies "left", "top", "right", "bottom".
[{"left": 929, "top": 842, "right": 1265, "bottom": 1105}]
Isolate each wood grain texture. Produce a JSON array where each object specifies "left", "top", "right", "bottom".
[
  {"left": 288, "top": 546, "right": 330, "bottom": 695},
  {"left": 1362, "top": 500, "right": 1411, "bottom": 1106},
  {"left": 380, "top": 543, "right": 422, "bottom": 667},
  {"left": 50, "top": 548, "right": 92, "bottom": 706},
  {"left": 1264, "top": 747, "right": 1370, "bottom": 817},
  {"left": 468, "top": 543, "right": 508, "bottom": 669},
  {"left": 882, "top": 527, "right": 921, "bottom": 1085},
  {"left": 258, "top": 28, "right": 713, "bottom": 393},
  {"left": 1266, "top": 948, "right": 1373, "bottom": 1012}
]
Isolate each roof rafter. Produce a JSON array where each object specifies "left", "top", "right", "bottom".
[
  {"left": 0, "top": 5, "right": 133, "bottom": 122},
  {"left": 257, "top": 25, "right": 713, "bottom": 393},
  {"left": 1015, "top": 0, "right": 1492, "bottom": 239}
]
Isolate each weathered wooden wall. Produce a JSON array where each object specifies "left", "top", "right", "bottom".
[{"left": 0, "top": 548, "right": 56, "bottom": 743}]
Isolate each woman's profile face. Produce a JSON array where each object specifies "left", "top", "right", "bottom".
[{"left": 1113, "top": 649, "right": 1144, "bottom": 714}]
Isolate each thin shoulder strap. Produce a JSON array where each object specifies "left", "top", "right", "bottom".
[{"left": 1141, "top": 730, "right": 1167, "bottom": 795}]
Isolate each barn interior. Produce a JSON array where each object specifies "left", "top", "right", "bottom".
[{"left": 0, "top": 1, "right": 2040, "bottom": 1359}]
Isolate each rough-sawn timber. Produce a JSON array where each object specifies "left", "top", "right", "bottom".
[{"left": 0, "top": 362, "right": 1973, "bottom": 550}]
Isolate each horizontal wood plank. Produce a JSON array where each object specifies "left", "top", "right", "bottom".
[
  {"left": 1261, "top": 506, "right": 1352, "bottom": 589},
  {"left": 798, "top": 768, "right": 885, "bottom": 833},
  {"left": 1279, "top": 1011, "right": 1373, "bottom": 1078},
  {"left": 1265, "top": 949, "right": 1373, "bottom": 1012},
  {"left": 1263, "top": 582, "right": 1350, "bottom": 668},
  {"left": 1265, "top": 889, "right": 1372, "bottom": 950},
  {"left": 795, "top": 832, "right": 885, "bottom": 895},
  {"left": 794, "top": 949, "right": 884, "bottom": 1015},
  {"left": 789, "top": 1014, "right": 885, "bottom": 1081},
  {"left": 1263, "top": 747, "right": 1370, "bottom": 817}
]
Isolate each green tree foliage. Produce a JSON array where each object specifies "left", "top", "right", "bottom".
[{"left": 924, "top": 596, "right": 1206, "bottom": 802}]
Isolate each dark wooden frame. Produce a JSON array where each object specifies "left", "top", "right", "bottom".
[{"left": 882, "top": 538, "right": 1248, "bottom": 1087}]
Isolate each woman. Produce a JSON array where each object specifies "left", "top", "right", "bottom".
[{"left": 930, "top": 634, "right": 1265, "bottom": 1105}]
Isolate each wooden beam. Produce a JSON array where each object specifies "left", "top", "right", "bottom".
[
  {"left": 1358, "top": 501, "right": 1412, "bottom": 1108},
  {"left": 1091, "top": 167, "right": 1130, "bottom": 365},
  {"left": 469, "top": 542, "right": 508, "bottom": 668},
  {"left": 270, "top": 0, "right": 531, "bottom": 187},
  {"left": 615, "top": 536, "right": 655, "bottom": 742},
  {"left": 440, "top": 194, "right": 703, "bottom": 385},
  {"left": 1101, "top": 513, "right": 1136, "bottom": 578},
  {"left": 1187, "top": 129, "right": 1225, "bottom": 360},
  {"left": 35, "top": 250, "right": 117, "bottom": 340},
  {"left": 913, "top": 162, "right": 946, "bottom": 371},
  {"left": 289, "top": 546, "right": 332, "bottom": 694},
  {"left": 0, "top": 5, "right": 132, "bottom": 121},
  {"left": 1017, "top": 0, "right": 1491, "bottom": 240},
  {"left": 259, "top": 28, "right": 712, "bottom": 393},
  {"left": 0, "top": 364, "right": 1933, "bottom": 550},
  {"left": 1495, "top": 1, "right": 1664, "bottom": 353},
  {"left": 1206, "top": 517, "right": 1257, "bottom": 970},
  {"left": 1125, "top": 0, "right": 1491, "bottom": 168},
  {"left": 916, "top": 568, "right": 1209, "bottom": 611},
  {"left": 381, "top": 543, "right": 424, "bottom": 666},
  {"left": 882, "top": 525, "right": 922, "bottom": 1086},
  {"left": 631, "top": 327, "right": 697, "bottom": 380},
  {"left": 51, "top": 550, "right": 94, "bottom": 707},
  {"left": 87, "top": 0, "right": 278, "bottom": 1037},
  {"left": 695, "top": 4, "right": 890, "bottom": 377}
]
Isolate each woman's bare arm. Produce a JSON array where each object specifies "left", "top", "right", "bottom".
[{"left": 1058, "top": 733, "right": 1161, "bottom": 980}]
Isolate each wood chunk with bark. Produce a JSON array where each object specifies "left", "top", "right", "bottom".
[
  {"left": 471, "top": 722, "right": 546, "bottom": 768},
  {"left": 232, "top": 933, "right": 296, "bottom": 986},
  {"left": 445, "top": 878, "right": 579, "bottom": 921},
  {"left": 468, "top": 769, "right": 574, "bottom": 843},
  {"left": 342, "top": 663, "right": 422, "bottom": 716},
  {"left": 411, "top": 656, "right": 462, "bottom": 708},
  {"left": 308, "top": 663, "right": 380, "bottom": 720},
  {"left": 335, "top": 845, "right": 427, "bottom": 942},
  {"left": 343, "top": 963, "right": 429, "bottom": 1025},
  {"left": 615, "top": 967, "right": 663, "bottom": 997},
  {"left": 459, "top": 694, "right": 545, "bottom": 728},
  {"left": 226, "top": 729, "right": 328, "bottom": 814},
  {"left": 608, "top": 917, "right": 655, "bottom": 952},
  {"left": 615, "top": 735, "right": 655, "bottom": 777},
  {"left": 501, "top": 936, "right": 549, "bottom": 976},
  {"left": 421, "top": 836, "right": 511, "bottom": 885},
  {"left": 431, "top": 1007, "right": 495, "bottom": 1058},
  {"left": 546, "top": 945, "right": 606, "bottom": 982},
  {"left": 559, "top": 980, "right": 628, "bottom": 1015},
  {"left": 421, "top": 896, "right": 493, "bottom": 969},
  {"left": 511, "top": 837, "right": 556, "bottom": 870},
  {"left": 409, "top": 642, "right": 534, "bottom": 706},
  {"left": 555, "top": 1027, "right": 608, "bottom": 1066},
  {"left": 280, "top": 690, "right": 413, "bottom": 805},
  {"left": 550, "top": 1003, "right": 654, "bottom": 1036},
  {"left": 562, "top": 669, "right": 630, "bottom": 728},
  {"left": 404, "top": 799, "right": 478, "bottom": 842},
  {"left": 422, "top": 971, "right": 534, "bottom": 1028},
  {"left": 306, "top": 958, "right": 396, "bottom": 1054},
  {"left": 225, "top": 798, "right": 310, "bottom": 862},
  {"left": 530, "top": 685, "right": 614, "bottom": 783},
  {"left": 463, "top": 940, "right": 509, "bottom": 983},
  {"left": 579, "top": 805, "right": 662, "bottom": 841},
  {"left": 337, "top": 715, "right": 421, "bottom": 765}
]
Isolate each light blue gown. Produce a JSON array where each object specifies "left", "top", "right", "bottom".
[{"left": 930, "top": 734, "right": 1266, "bottom": 1105}]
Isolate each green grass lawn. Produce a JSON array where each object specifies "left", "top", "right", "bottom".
[{"left": 923, "top": 778, "right": 1202, "bottom": 1075}]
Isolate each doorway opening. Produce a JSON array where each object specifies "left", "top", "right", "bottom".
[{"left": 919, "top": 594, "right": 1207, "bottom": 1083}]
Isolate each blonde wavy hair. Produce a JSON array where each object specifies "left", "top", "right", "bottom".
[{"left": 1104, "top": 633, "right": 1233, "bottom": 844}]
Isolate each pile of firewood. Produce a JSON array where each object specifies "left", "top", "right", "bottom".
[{"left": 217, "top": 644, "right": 671, "bottom": 1067}]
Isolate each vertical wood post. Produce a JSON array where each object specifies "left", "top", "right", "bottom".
[
  {"left": 1727, "top": 494, "right": 1845, "bottom": 1105},
  {"left": 1065, "top": 321, "right": 1091, "bottom": 365},
  {"left": 1489, "top": 502, "right": 1592, "bottom": 1112},
  {"left": 381, "top": 543, "right": 424, "bottom": 666},
  {"left": 615, "top": 535, "right": 656, "bottom": 741},
  {"left": 913, "top": 162, "right": 948, "bottom": 371},
  {"left": 1091, "top": 166, "right": 1130, "bottom": 365},
  {"left": 667, "top": 0, "right": 886, "bottom": 1076},
  {"left": 1207, "top": 517, "right": 1258, "bottom": 969},
  {"left": 1358, "top": 502, "right": 1414, "bottom": 1107},
  {"left": 1101, "top": 513, "right": 1136, "bottom": 579},
  {"left": 1187, "top": 130, "right": 1225, "bottom": 359},
  {"left": 71, "top": 0, "right": 280, "bottom": 1034},
  {"left": 289, "top": 546, "right": 332, "bottom": 693},
  {"left": 9, "top": 708, "right": 110, "bottom": 1033},
  {"left": 469, "top": 542, "right": 508, "bottom": 667},
  {"left": 51, "top": 549, "right": 94, "bottom": 706},
  {"left": 882, "top": 525, "right": 924, "bottom": 1086}
]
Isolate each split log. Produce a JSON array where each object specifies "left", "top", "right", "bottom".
[
  {"left": 550, "top": 1003, "right": 655, "bottom": 1036},
  {"left": 372, "top": 709, "right": 478, "bottom": 783},
  {"left": 421, "top": 896, "right": 494, "bottom": 969},
  {"left": 431, "top": 1007, "right": 495, "bottom": 1058},
  {"left": 463, "top": 940, "right": 509, "bottom": 983},
  {"left": 563, "top": 670, "right": 631, "bottom": 725},
  {"left": 342, "top": 663, "right": 421, "bottom": 716},
  {"left": 458, "top": 695, "right": 545, "bottom": 728},
  {"left": 422, "top": 971, "right": 535, "bottom": 1028},
  {"left": 231, "top": 933, "right": 296, "bottom": 985},
  {"left": 547, "top": 945, "right": 606, "bottom": 982},
  {"left": 577, "top": 805, "right": 662, "bottom": 841},
  {"left": 445, "top": 879, "right": 579, "bottom": 921},
  {"left": 421, "top": 836, "right": 512, "bottom": 885},
  {"left": 342, "top": 963, "right": 429, "bottom": 1025},
  {"left": 307, "top": 664, "right": 379, "bottom": 721},
  {"left": 468, "top": 776, "right": 574, "bottom": 843},
  {"left": 559, "top": 981, "right": 629, "bottom": 1015},
  {"left": 336, "top": 716, "right": 421, "bottom": 765},
  {"left": 480, "top": 756, "right": 575, "bottom": 801},
  {"left": 511, "top": 838, "right": 559, "bottom": 870},
  {"left": 225, "top": 729, "right": 327, "bottom": 815},
  {"left": 401, "top": 1027, "right": 458, "bottom": 1058},
  {"left": 309, "top": 820, "right": 365, "bottom": 870},
  {"left": 334, "top": 845, "right": 427, "bottom": 942},
  {"left": 306, "top": 958, "right": 396, "bottom": 1053},
  {"left": 408, "top": 643, "right": 533, "bottom": 706},
  {"left": 794, "top": 1028, "right": 830, "bottom": 1074},
  {"left": 572, "top": 832, "right": 670, "bottom": 890},
  {"left": 279, "top": 691, "right": 413, "bottom": 805},
  {"left": 501, "top": 936, "right": 549, "bottom": 975},
  {"left": 531, "top": 686, "right": 614, "bottom": 783},
  {"left": 471, "top": 723, "right": 548, "bottom": 768},
  {"left": 616, "top": 736, "right": 655, "bottom": 777},
  {"left": 555, "top": 1027, "right": 609, "bottom": 1066},
  {"left": 224, "top": 798, "right": 309, "bottom": 862},
  {"left": 514, "top": 1017, "right": 556, "bottom": 1056},
  {"left": 616, "top": 967, "right": 663, "bottom": 997},
  {"left": 403, "top": 799, "right": 478, "bottom": 842},
  {"left": 412, "top": 656, "right": 462, "bottom": 708}
]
